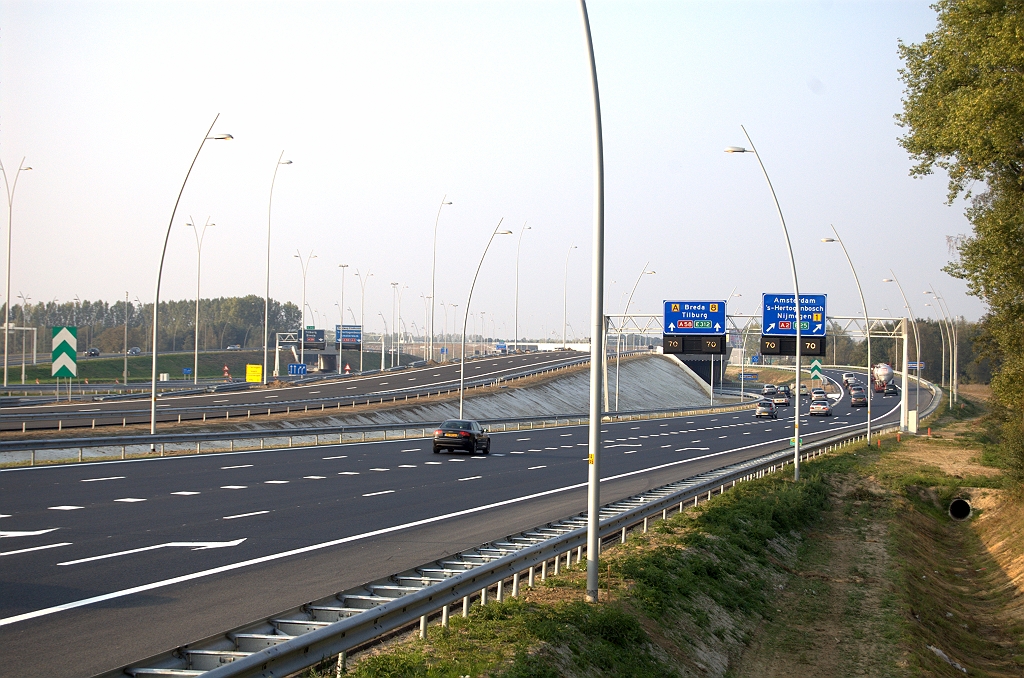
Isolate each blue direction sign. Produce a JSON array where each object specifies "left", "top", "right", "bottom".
[
  {"left": 663, "top": 300, "right": 726, "bottom": 335},
  {"left": 761, "top": 293, "right": 827, "bottom": 337},
  {"left": 287, "top": 363, "right": 308, "bottom": 376}
]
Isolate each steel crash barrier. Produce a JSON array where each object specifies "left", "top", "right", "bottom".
[
  {"left": 0, "top": 400, "right": 757, "bottom": 467},
  {"left": 105, "top": 418, "right": 911, "bottom": 678},
  {"left": 0, "top": 354, "right": 604, "bottom": 432}
]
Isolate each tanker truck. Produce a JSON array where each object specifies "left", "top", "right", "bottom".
[{"left": 872, "top": 363, "right": 894, "bottom": 393}]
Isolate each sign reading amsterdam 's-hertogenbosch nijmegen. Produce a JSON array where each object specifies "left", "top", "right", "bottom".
[
  {"left": 761, "top": 293, "right": 827, "bottom": 337},
  {"left": 663, "top": 300, "right": 727, "bottom": 335}
]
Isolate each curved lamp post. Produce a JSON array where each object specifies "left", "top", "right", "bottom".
[
  {"left": 263, "top": 152, "right": 292, "bottom": 385},
  {"left": 562, "top": 243, "right": 577, "bottom": 350},
  {"left": 187, "top": 217, "right": 214, "bottom": 385},
  {"left": 726, "top": 127, "right": 803, "bottom": 480},
  {"left": 615, "top": 264, "right": 654, "bottom": 410},
  {"left": 1, "top": 157, "right": 32, "bottom": 388},
  {"left": 294, "top": 250, "right": 316, "bottom": 367},
  {"left": 924, "top": 289, "right": 950, "bottom": 391},
  {"left": 429, "top": 196, "right": 453, "bottom": 362},
  {"left": 458, "top": 221, "right": 512, "bottom": 417},
  {"left": 822, "top": 225, "right": 872, "bottom": 443},
  {"left": 149, "top": 116, "right": 231, "bottom": 435},
  {"left": 514, "top": 222, "right": 531, "bottom": 353},
  {"left": 378, "top": 312, "right": 388, "bottom": 371},
  {"left": 883, "top": 273, "right": 921, "bottom": 416},
  {"left": 337, "top": 264, "right": 348, "bottom": 373},
  {"left": 930, "top": 287, "right": 957, "bottom": 403},
  {"left": 356, "top": 269, "right": 372, "bottom": 372}
]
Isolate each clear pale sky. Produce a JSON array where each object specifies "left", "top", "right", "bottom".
[{"left": 0, "top": 1, "right": 981, "bottom": 342}]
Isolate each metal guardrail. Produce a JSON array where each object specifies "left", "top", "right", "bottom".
[
  {"left": 0, "top": 355, "right": 597, "bottom": 431},
  {"left": 106, "top": 417, "right": 903, "bottom": 678},
  {"left": 0, "top": 400, "right": 756, "bottom": 467}
]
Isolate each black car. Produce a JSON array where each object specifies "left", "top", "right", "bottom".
[
  {"left": 85, "top": 347, "right": 100, "bottom": 357},
  {"left": 433, "top": 419, "right": 491, "bottom": 454},
  {"left": 884, "top": 383, "right": 898, "bottom": 396}
]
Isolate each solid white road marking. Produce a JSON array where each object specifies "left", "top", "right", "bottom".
[
  {"left": 0, "top": 400, "right": 905, "bottom": 628},
  {"left": 114, "top": 498, "right": 146, "bottom": 503},
  {"left": 1, "top": 542, "right": 72, "bottom": 557},
  {"left": 363, "top": 490, "right": 394, "bottom": 497},
  {"left": 48, "top": 506, "right": 83, "bottom": 511},
  {"left": 171, "top": 492, "right": 200, "bottom": 496},
  {"left": 528, "top": 466, "right": 547, "bottom": 470},
  {"left": 323, "top": 455, "right": 348, "bottom": 460},
  {"left": 221, "top": 486, "right": 247, "bottom": 490},
  {"left": 81, "top": 476, "right": 124, "bottom": 483},
  {"left": 221, "top": 464, "right": 253, "bottom": 470},
  {"left": 1, "top": 528, "right": 60, "bottom": 538},
  {"left": 223, "top": 511, "right": 269, "bottom": 520},
  {"left": 58, "top": 539, "right": 247, "bottom": 565},
  {"left": 458, "top": 476, "right": 482, "bottom": 481}
]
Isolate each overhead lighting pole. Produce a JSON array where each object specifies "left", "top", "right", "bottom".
[
  {"left": 355, "top": 269, "right": 372, "bottom": 372},
  {"left": 615, "top": 264, "right": 655, "bottom": 410},
  {"left": 187, "top": 217, "right": 214, "bottom": 385},
  {"left": 822, "top": 225, "right": 872, "bottom": 444},
  {"left": 294, "top": 250, "right": 316, "bottom": 367},
  {"left": 562, "top": 242, "right": 577, "bottom": 350},
  {"left": 884, "top": 273, "right": 921, "bottom": 417},
  {"left": 149, "top": 115, "right": 231, "bottom": 436},
  {"left": 429, "top": 196, "right": 452, "bottom": 363},
  {"left": 726, "top": 126, "right": 802, "bottom": 480},
  {"left": 264, "top": 152, "right": 292, "bottom": 385},
  {"left": 514, "top": 222, "right": 531, "bottom": 353},
  {"left": 1, "top": 156, "right": 32, "bottom": 388},
  {"left": 459, "top": 221, "right": 512, "bottom": 416},
  {"left": 338, "top": 263, "right": 348, "bottom": 373},
  {"left": 577, "top": 0, "right": 607, "bottom": 606}
]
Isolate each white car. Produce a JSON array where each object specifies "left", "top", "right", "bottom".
[{"left": 809, "top": 399, "right": 832, "bottom": 416}]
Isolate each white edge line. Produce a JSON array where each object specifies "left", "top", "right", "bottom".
[{"left": 0, "top": 389, "right": 901, "bottom": 628}]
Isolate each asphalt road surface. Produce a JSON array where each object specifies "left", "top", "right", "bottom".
[
  {"left": 0, "top": 351, "right": 585, "bottom": 431},
  {"left": 0, "top": 368, "right": 925, "bottom": 677}
]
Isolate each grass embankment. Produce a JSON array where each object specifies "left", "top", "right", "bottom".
[
  {"left": 2, "top": 350, "right": 394, "bottom": 386},
  {"left": 302, "top": 388, "right": 1024, "bottom": 677},
  {"left": 723, "top": 365, "right": 815, "bottom": 387}
]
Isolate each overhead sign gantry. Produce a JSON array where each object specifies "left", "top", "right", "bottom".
[
  {"left": 760, "top": 293, "right": 827, "bottom": 356},
  {"left": 662, "top": 300, "right": 727, "bottom": 355}
]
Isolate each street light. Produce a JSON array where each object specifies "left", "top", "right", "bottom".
[
  {"left": 390, "top": 283, "right": 398, "bottom": 367},
  {"left": 615, "top": 264, "right": 655, "bottom": 410},
  {"left": 927, "top": 286, "right": 957, "bottom": 405},
  {"left": 822, "top": 225, "right": 873, "bottom": 444},
  {"left": 514, "top": 222, "right": 531, "bottom": 353},
  {"left": 429, "top": 196, "right": 453, "bottom": 362},
  {"left": 264, "top": 152, "right": 292, "bottom": 385},
  {"left": 16, "top": 292, "right": 29, "bottom": 385},
  {"left": 187, "top": 217, "right": 214, "bottom": 385},
  {"left": 726, "top": 126, "right": 803, "bottom": 480},
  {"left": 931, "top": 288, "right": 958, "bottom": 403},
  {"left": 338, "top": 263, "right": 348, "bottom": 374},
  {"left": 459, "top": 221, "right": 512, "bottom": 417},
  {"left": 355, "top": 270, "right": 372, "bottom": 372},
  {"left": 562, "top": 243, "right": 577, "bottom": 350},
  {"left": 1, "top": 156, "right": 32, "bottom": 388},
  {"left": 149, "top": 115, "right": 231, "bottom": 436},
  {"left": 294, "top": 250, "right": 316, "bottom": 367},
  {"left": 448, "top": 303, "right": 458, "bottom": 360},
  {"left": 883, "top": 273, "right": 921, "bottom": 420},
  {"left": 378, "top": 312, "right": 388, "bottom": 371}
]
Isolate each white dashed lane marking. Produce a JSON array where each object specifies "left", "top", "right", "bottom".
[
  {"left": 528, "top": 466, "right": 547, "bottom": 470},
  {"left": 304, "top": 476, "right": 326, "bottom": 479},
  {"left": 114, "top": 498, "right": 146, "bottom": 503},
  {"left": 223, "top": 510, "right": 269, "bottom": 520},
  {"left": 338, "top": 472, "right": 359, "bottom": 476},
  {"left": 80, "top": 477, "right": 124, "bottom": 483},
  {"left": 171, "top": 492, "right": 200, "bottom": 496},
  {"left": 425, "top": 462, "right": 442, "bottom": 465},
  {"left": 369, "top": 468, "right": 389, "bottom": 472},
  {"left": 401, "top": 449, "right": 421, "bottom": 452},
  {"left": 221, "top": 486, "right": 247, "bottom": 490},
  {"left": 398, "top": 465, "right": 416, "bottom": 468},
  {"left": 264, "top": 480, "right": 289, "bottom": 484},
  {"left": 323, "top": 455, "right": 348, "bottom": 460},
  {"left": 222, "top": 465, "right": 252, "bottom": 470},
  {"left": 363, "top": 490, "right": 394, "bottom": 497},
  {"left": 458, "top": 476, "right": 482, "bottom": 482}
]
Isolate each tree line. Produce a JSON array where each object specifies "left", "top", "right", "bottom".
[
  {"left": 897, "top": 0, "right": 1023, "bottom": 480},
  {"left": 0, "top": 296, "right": 300, "bottom": 354}
]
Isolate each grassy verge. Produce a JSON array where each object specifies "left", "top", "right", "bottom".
[{"left": 303, "top": 462, "right": 835, "bottom": 677}]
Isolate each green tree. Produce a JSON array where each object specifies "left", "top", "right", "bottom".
[{"left": 898, "top": 0, "right": 1024, "bottom": 474}]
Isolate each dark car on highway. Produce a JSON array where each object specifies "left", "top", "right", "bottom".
[
  {"left": 849, "top": 388, "right": 868, "bottom": 407},
  {"left": 433, "top": 419, "right": 491, "bottom": 454},
  {"left": 884, "top": 383, "right": 898, "bottom": 396},
  {"left": 85, "top": 347, "right": 100, "bottom": 357}
]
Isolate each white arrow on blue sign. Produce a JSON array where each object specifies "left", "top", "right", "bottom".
[
  {"left": 761, "top": 293, "right": 827, "bottom": 337},
  {"left": 663, "top": 300, "right": 726, "bottom": 335}
]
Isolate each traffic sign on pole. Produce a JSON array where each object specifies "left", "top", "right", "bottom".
[
  {"left": 809, "top": 359, "right": 823, "bottom": 381},
  {"left": 51, "top": 326, "right": 77, "bottom": 377},
  {"left": 761, "top": 293, "right": 827, "bottom": 337},
  {"left": 664, "top": 300, "right": 726, "bottom": 335}
]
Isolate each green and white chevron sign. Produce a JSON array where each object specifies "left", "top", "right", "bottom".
[
  {"left": 809, "top": 358, "right": 823, "bottom": 381},
  {"left": 52, "top": 326, "right": 78, "bottom": 377}
]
